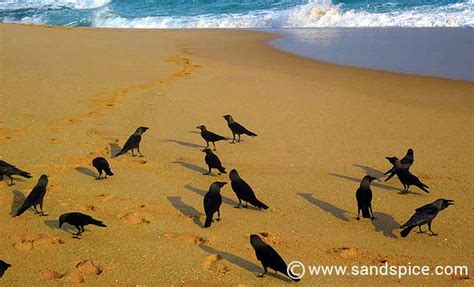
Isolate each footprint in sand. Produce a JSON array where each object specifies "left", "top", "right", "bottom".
[
  {"left": 39, "top": 271, "right": 65, "bottom": 281},
  {"left": 326, "top": 247, "right": 364, "bottom": 259},
  {"left": 117, "top": 212, "right": 151, "bottom": 225},
  {"left": 161, "top": 232, "right": 207, "bottom": 245},
  {"left": 64, "top": 259, "right": 102, "bottom": 283},
  {"left": 12, "top": 233, "right": 64, "bottom": 251}
]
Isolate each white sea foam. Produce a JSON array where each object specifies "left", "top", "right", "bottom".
[
  {"left": 92, "top": 0, "right": 474, "bottom": 28},
  {"left": 0, "top": 0, "right": 111, "bottom": 10}
]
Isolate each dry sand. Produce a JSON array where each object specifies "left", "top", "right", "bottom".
[{"left": 0, "top": 23, "right": 473, "bottom": 286}]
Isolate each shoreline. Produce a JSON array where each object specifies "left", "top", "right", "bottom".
[
  {"left": 268, "top": 27, "right": 474, "bottom": 82},
  {"left": 4, "top": 23, "right": 474, "bottom": 82},
  {"left": 0, "top": 23, "right": 472, "bottom": 286}
]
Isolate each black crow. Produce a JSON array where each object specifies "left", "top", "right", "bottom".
[
  {"left": 223, "top": 115, "right": 257, "bottom": 143},
  {"left": 356, "top": 175, "right": 377, "bottom": 220},
  {"left": 400, "top": 199, "right": 454, "bottom": 237},
  {"left": 59, "top": 212, "right": 106, "bottom": 238},
  {"left": 250, "top": 234, "right": 300, "bottom": 282},
  {"left": 14, "top": 174, "right": 48, "bottom": 217},
  {"left": 115, "top": 126, "right": 149, "bottom": 157},
  {"left": 201, "top": 148, "right": 226, "bottom": 175},
  {"left": 203, "top": 181, "right": 227, "bottom": 228},
  {"left": 92, "top": 157, "right": 114, "bottom": 180},
  {"left": 0, "top": 260, "right": 11, "bottom": 278},
  {"left": 385, "top": 157, "right": 429, "bottom": 194},
  {"left": 384, "top": 148, "right": 414, "bottom": 182},
  {"left": 229, "top": 169, "right": 268, "bottom": 209},
  {"left": 0, "top": 160, "right": 32, "bottom": 186},
  {"left": 196, "top": 125, "right": 226, "bottom": 150}
]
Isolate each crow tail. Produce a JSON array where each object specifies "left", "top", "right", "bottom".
[
  {"left": 254, "top": 199, "right": 269, "bottom": 210},
  {"left": 105, "top": 169, "right": 114, "bottom": 176},
  {"left": 244, "top": 130, "right": 257, "bottom": 137},
  {"left": 417, "top": 183, "right": 429, "bottom": 193},
  {"left": 361, "top": 207, "right": 371, "bottom": 218},
  {"left": 400, "top": 226, "right": 414, "bottom": 237},
  {"left": 15, "top": 204, "right": 29, "bottom": 217},
  {"left": 218, "top": 166, "right": 226, "bottom": 174},
  {"left": 20, "top": 171, "right": 32, "bottom": 179},
  {"left": 92, "top": 219, "right": 107, "bottom": 227},
  {"left": 204, "top": 216, "right": 212, "bottom": 228}
]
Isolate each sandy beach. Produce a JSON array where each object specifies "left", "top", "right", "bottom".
[{"left": 0, "top": 23, "right": 473, "bottom": 286}]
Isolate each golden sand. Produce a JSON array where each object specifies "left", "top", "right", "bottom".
[{"left": 0, "top": 23, "right": 473, "bottom": 286}]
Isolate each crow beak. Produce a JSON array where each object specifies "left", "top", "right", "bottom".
[
  {"left": 200, "top": 149, "right": 206, "bottom": 152},
  {"left": 447, "top": 200, "right": 455, "bottom": 205}
]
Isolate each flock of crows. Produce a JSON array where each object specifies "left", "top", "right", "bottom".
[{"left": 0, "top": 114, "right": 454, "bottom": 281}]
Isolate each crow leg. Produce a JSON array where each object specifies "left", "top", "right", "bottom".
[
  {"left": 237, "top": 134, "right": 241, "bottom": 142},
  {"left": 33, "top": 205, "right": 40, "bottom": 214},
  {"left": 244, "top": 202, "right": 248, "bottom": 209},
  {"left": 216, "top": 209, "right": 221, "bottom": 221},
  {"left": 428, "top": 221, "right": 438, "bottom": 236},
  {"left": 230, "top": 134, "right": 236, "bottom": 144},
  {"left": 356, "top": 208, "right": 360, "bottom": 220},
  {"left": 131, "top": 149, "right": 136, "bottom": 157},
  {"left": 212, "top": 142, "right": 217, "bottom": 151},
  {"left": 137, "top": 147, "right": 144, "bottom": 157},
  {"left": 234, "top": 199, "right": 242, "bottom": 208},
  {"left": 369, "top": 205, "right": 375, "bottom": 219},
  {"left": 417, "top": 225, "right": 424, "bottom": 233},
  {"left": 257, "top": 265, "right": 268, "bottom": 277},
  {"left": 96, "top": 170, "right": 102, "bottom": 180},
  {"left": 72, "top": 226, "right": 82, "bottom": 238},
  {"left": 206, "top": 141, "right": 210, "bottom": 148},
  {"left": 203, "top": 166, "right": 212, "bottom": 175},
  {"left": 39, "top": 202, "right": 46, "bottom": 216},
  {"left": 7, "top": 175, "right": 14, "bottom": 186}
]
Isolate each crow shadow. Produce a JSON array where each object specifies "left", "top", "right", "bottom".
[
  {"left": 298, "top": 193, "right": 353, "bottom": 222},
  {"left": 10, "top": 189, "right": 25, "bottom": 216},
  {"left": 75, "top": 167, "right": 96, "bottom": 178},
  {"left": 198, "top": 244, "right": 292, "bottom": 282},
  {"left": 109, "top": 142, "right": 122, "bottom": 157},
  {"left": 167, "top": 196, "right": 203, "bottom": 227},
  {"left": 353, "top": 164, "right": 386, "bottom": 178},
  {"left": 328, "top": 173, "right": 415, "bottom": 194},
  {"left": 44, "top": 220, "right": 77, "bottom": 234},
  {"left": 371, "top": 212, "right": 400, "bottom": 239},
  {"left": 172, "top": 160, "right": 214, "bottom": 175},
  {"left": 166, "top": 139, "right": 203, "bottom": 149},
  {"left": 185, "top": 184, "right": 238, "bottom": 207}
]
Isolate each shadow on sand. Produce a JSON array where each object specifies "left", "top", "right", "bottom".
[
  {"left": 298, "top": 193, "right": 353, "bottom": 222},
  {"left": 167, "top": 196, "right": 203, "bottom": 227}
]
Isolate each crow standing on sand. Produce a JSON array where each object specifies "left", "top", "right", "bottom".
[
  {"left": 59, "top": 212, "right": 106, "bottom": 238},
  {"left": 196, "top": 125, "right": 227, "bottom": 151},
  {"left": 202, "top": 148, "right": 226, "bottom": 175},
  {"left": 0, "top": 260, "right": 11, "bottom": 278},
  {"left": 0, "top": 160, "right": 32, "bottom": 186},
  {"left": 250, "top": 234, "right": 300, "bottom": 282},
  {"left": 223, "top": 115, "right": 257, "bottom": 143},
  {"left": 92, "top": 157, "right": 114, "bottom": 180},
  {"left": 114, "top": 126, "right": 149, "bottom": 157},
  {"left": 385, "top": 157, "right": 429, "bottom": 194},
  {"left": 14, "top": 174, "right": 48, "bottom": 217},
  {"left": 400, "top": 198, "right": 454, "bottom": 237},
  {"left": 203, "top": 181, "right": 227, "bottom": 228},
  {"left": 229, "top": 169, "right": 268, "bottom": 210},
  {"left": 384, "top": 149, "right": 414, "bottom": 182},
  {"left": 356, "top": 175, "right": 377, "bottom": 220}
]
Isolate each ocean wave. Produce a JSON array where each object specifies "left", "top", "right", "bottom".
[
  {"left": 91, "top": 0, "right": 474, "bottom": 28},
  {"left": 0, "top": 0, "right": 111, "bottom": 10}
]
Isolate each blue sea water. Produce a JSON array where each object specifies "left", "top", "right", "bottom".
[{"left": 1, "top": 0, "right": 473, "bottom": 28}]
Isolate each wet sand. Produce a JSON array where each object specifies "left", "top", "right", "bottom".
[{"left": 0, "top": 23, "right": 473, "bottom": 286}]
